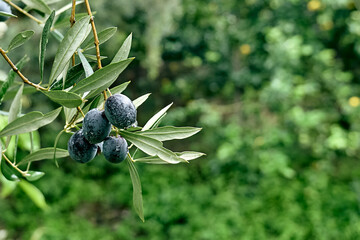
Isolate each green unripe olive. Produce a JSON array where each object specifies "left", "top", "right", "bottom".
[
  {"left": 105, "top": 94, "right": 136, "bottom": 129},
  {"left": 68, "top": 130, "right": 97, "bottom": 163},
  {"left": 103, "top": 136, "right": 128, "bottom": 163}
]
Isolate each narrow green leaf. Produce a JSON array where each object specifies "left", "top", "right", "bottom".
[
  {"left": 50, "top": 62, "right": 96, "bottom": 90},
  {"left": 49, "top": 16, "right": 91, "bottom": 85},
  {"left": 64, "top": 106, "right": 79, "bottom": 124},
  {"left": 177, "top": 151, "right": 206, "bottom": 161},
  {"left": 6, "top": 85, "right": 23, "bottom": 147},
  {"left": 0, "top": 175, "right": 18, "bottom": 198},
  {"left": 142, "top": 103, "right": 173, "bottom": 131},
  {"left": 82, "top": 54, "right": 107, "bottom": 61},
  {"left": 0, "top": 144, "right": 14, "bottom": 181},
  {"left": 140, "top": 126, "right": 201, "bottom": 141},
  {"left": 89, "top": 95, "right": 101, "bottom": 110},
  {"left": 29, "top": 132, "right": 34, "bottom": 153},
  {"left": 152, "top": 113, "right": 166, "bottom": 129},
  {"left": 109, "top": 81, "right": 131, "bottom": 95},
  {"left": 82, "top": 27, "right": 117, "bottom": 50},
  {"left": 13, "top": 135, "right": 19, "bottom": 161},
  {"left": 0, "top": 108, "right": 62, "bottom": 138},
  {"left": 127, "top": 158, "right": 144, "bottom": 222},
  {"left": 25, "top": 171, "right": 45, "bottom": 181},
  {"left": 127, "top": 126, "right": 142, "bottom": 132},
  {"left": 78, "top": 50, "right": 94, "bottom": 78},
  {"left": 119, "top": 130, "right": 185, "bottom": 164},
  {"left": 1, "top": 159, "right": 20, "bottom": 181},
  {"left": 135, "top": 151, "right": 205, "bottom": 164},
  {"left": 133, "top": 93, "right": 151, "bottom": 109},
  {"left": 134, "top": 156, "right": 166, "bottom": 164},
  {"left": 21, "top": 0, "right": 51, "bottom": 14},
  {"left": 41, "top": 90, "right": 83, "bottom": 108},
  {"left": 18, "top": 180, "right": 49, "bottom": 210},
  {"left": 0, "top": 56, "right": 29, "bottom": 104},
  {"left": 53, "top": 130, "right": 65, "bottom": 166},
  {"left": 18, "top": 147, "right": 69, "bottom": 165},
  {"left": 51, "top": 29, "right": 64, "bottom": 42},
  {"left": 111, "top": 33, "right": 132, "bottom": 63},
  {"left": 71, "top": 58, "right": 133, "bottom": 96},
  {"left": 8, "top": 30, "right": 34, "bottom": 52},
  {"left": 39, "top": 10, "right": 55, "bottom": 83},
  {"left": 8, "top": 85, "right": 23, "bottom": 124},
  {"left": 0, "top": 11, "right": 17, "bottom": 18}
]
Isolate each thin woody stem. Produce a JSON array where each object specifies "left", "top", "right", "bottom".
[
  {"left": 127, "top": 152, "right": 135, "bottom": 162},
  {"left": 77, "top": 106, "right": 85, "bottom": 118},
  {"left": 0, "top": 48, "right": 47, "bottom": 91},
  {"left": 3, "top": 0, "right": 42, "bottom": 25},
  {"left": 83, "top": 0, "right": 108, "bottom": 100},
  {"left": 64, "top": 111, "right": 80, "bottom": 130},
  {"left": 70, "top": 0, "right": 76, "bottom": 26},
  {"left": 3, "top": 153, "right": 28, "bottom": 176},
  {"left": 70, "top": 0, "right": 77, "bottom": 66},
  {"left": 84, "top": 0, "right": 102, "bottom": 69}
]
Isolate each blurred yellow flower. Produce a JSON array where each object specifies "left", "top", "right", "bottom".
[
  {"left": 349, "top": 96, "right": 360, "bottom": 107},
  {"left": 240, "top": 44, "right": 251, "bottom": 55},
  {"left": 308, "top": 0, "right": 322, "bottom": 11}
]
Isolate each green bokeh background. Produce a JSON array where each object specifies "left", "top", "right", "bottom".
[{"left": 1, "top": 0, "right": 360, "bottom": 239}]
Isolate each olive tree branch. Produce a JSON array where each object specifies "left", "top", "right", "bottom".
[
  {"left": 84, "top": 0, "right": 102, "bottom": 69},
  {"left": 77, "top": 106, "right": 85, "bottom": 118},
  {"left": 83, "top": 0, "right": 110, "bottom": 100},
  {"left": 70, "top": 0, "right": 77, "bottom": 66},
  {"left": 3, "top": 0, "right": 43, "bottom": 24},
  {"left": 70, "top": 0, "right": 77, "bottom": 26},
  {"left": 0, "top": 48, "right": 47, "bottom": 91}
]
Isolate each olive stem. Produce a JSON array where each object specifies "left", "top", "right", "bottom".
[
  {"left": 70, "top": 0, "right": 77, "bottom": 66},
  {"left": 77, "top": 106, "right": 85, "bottom": 118},
  {"left": 127, "top": 152, "right": 135, "bottom": 162},
  {"left": 84, "top": 0, "right": 102, "bottom": 69},
  {"left": 83, "top": 0, "right": 108, "bottom": 100},
  {"left": 0, "top": 48, "right": 47, "bottom": 91},
  {"left": 2, "top": 153, "right": 28, "bottom": 176}
]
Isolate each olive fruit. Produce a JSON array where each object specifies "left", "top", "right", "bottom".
[
  {"left": 103, "top": 136, "right": 128, "bottom": 163},
  {"left": 83, "top": 109, "right": 111, "bottom": 144},
  {"left": 105, "top": 94, "right": 136, "bottom": 129},
  {"left": 68, "top": 130, "right": 97, "bottom": 163}
]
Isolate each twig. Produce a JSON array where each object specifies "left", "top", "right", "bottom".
[
  {"left": 0, "top": 48, "right": 47, "bottom": 91},
  {"left": 83, "top": 0, "right": 108, "bottom": 100},
  {"left": 84, "top": 0, "right": 102, "bottom": 69},
  {"left": 70, "top": 0, "right": 76, "bottom": 26},
  {"left": 70, "top": 0, "right": 77, "bottom": 66},
  {"left": 3, "top": 0, "right": 42, "bottom": 25},
  {"left": 77, "top": 106, "right": 85, "bottom": 118}
]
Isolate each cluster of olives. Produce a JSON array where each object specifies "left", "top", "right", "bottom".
[
  {"left": 68, "top": 94, "right": 136, "bottom": 164},
  {"left": 0, "top": 1, "right": 11, "bottom": 22}
]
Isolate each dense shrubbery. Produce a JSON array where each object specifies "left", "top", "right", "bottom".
[{"left": 1, "top": 0, "right": 360, "bottom": 239}]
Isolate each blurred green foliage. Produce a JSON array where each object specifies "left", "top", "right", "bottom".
[{"left": 1, "top": 0, "right": 360, "bottom": 239}]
